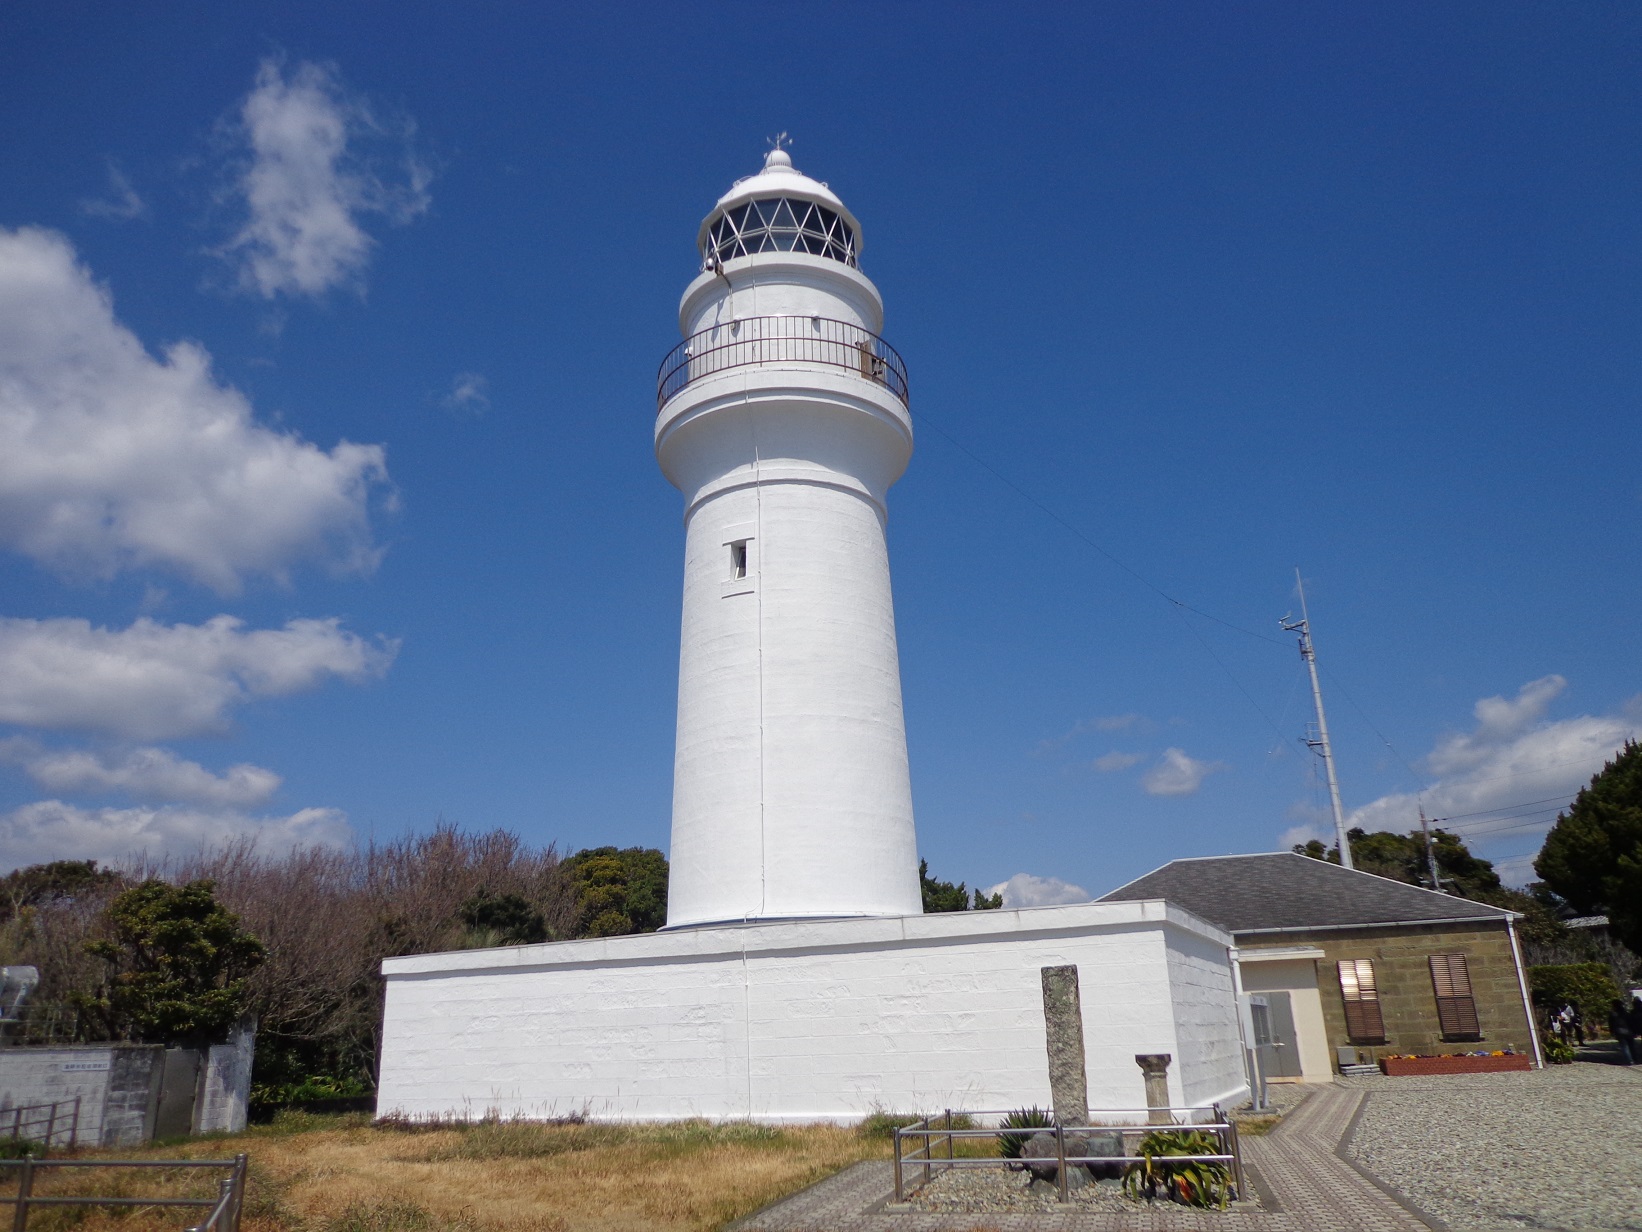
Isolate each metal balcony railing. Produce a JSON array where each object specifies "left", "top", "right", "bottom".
[{"left": 657, "top": 316, "right": 909, "bottom": 413}]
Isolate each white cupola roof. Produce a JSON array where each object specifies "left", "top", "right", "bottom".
[{"left": 697, "top": 148, "right": 864, "bottom": 268}]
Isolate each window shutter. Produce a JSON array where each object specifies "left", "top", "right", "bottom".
[
  {"left": 1429, "top": 953, "right": 1482, "bottom": 1040},
  {"left": 1337, "top": 958, "right": 1386, "bottom": 1043}
]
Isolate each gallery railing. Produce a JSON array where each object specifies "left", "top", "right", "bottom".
[{"left": 657, "top": 316, "right": 909, "bottom": 412}]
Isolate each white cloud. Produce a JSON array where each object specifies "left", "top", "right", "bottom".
[
  {"left": 0, "top": 225, "right": 390, "bottom": 590},
  {"left": 79, "top": 162, "right": 146, "bottom": 221},
  {"left": 1141, "top": 747, "right": 1225, "bottom": 797},
  {"left": 0, "top": 739, "right": 280, "bottom": 807},
  {"left": 986, "top": 872, "right": 1091, "bottom": 908},
  {"left": 441, "top": 372, "right": 489, "bottom": 415},
  {"left": 1092, "top": 750, "right": 1142, "bottom": 772},
  {"left": 0, "top": 799, "right": 350, "bottom": 872},
  {"left": 0, "top": 614, "right": 396, "bottom": 741},
  {"left": 1340, "top": 678, "right": 1639, "bottom": 884},
  {"left": 1278, "top": 822, "right": 1332, "bottom": 850},
  {"left": 217, "top": 59, "right": 431, "bottom": 298}
]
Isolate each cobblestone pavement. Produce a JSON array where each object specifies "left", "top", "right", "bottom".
[
  {"left": 731, "top": 1084, "right": 1435, "bottom": 1231},
  {"left": 1341, "top": 1062, "right": 1642, "bottom": 1231}
]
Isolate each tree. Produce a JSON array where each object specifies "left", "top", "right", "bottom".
[
  {"left": 2, "top": 860, "right": 122, "bottom": 921},
  {"left": 78, "top": 880, "right": 265, "bottom": 1048},
  {"left": 1293, "top": 826, "right": 1503, "bottom": 900},
  {"left": 459, "top": 890, "right": 548, "bottom": 945},
  {"left": 562, "top": 847, "right": 669, "bottom": 937},
  {"left": 919, "top": 860, "right": 1003, "bottom": 913},
  {"left": 1535, "top": 741, "right": 1642, "bottom": 953}
]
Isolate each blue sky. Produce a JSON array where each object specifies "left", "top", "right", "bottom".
[{"left": 1, "top": 2, "right": 1638, "bottom": 900}]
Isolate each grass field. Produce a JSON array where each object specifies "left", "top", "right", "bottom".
[{"left": 4, "top": 1113, "right": 901, "bottom": 1232}]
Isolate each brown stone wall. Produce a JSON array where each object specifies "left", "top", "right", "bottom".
[{"left": 1241, "top": 921, "right": 1535, "bottom": 1063}]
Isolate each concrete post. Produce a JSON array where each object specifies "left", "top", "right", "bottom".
[
  {"left": 1136, "top": 1053, "right": 1172, "bottom": 1125},
  {"left": 1040, "top": 965, "right": 1088, "bottom": 1126}
]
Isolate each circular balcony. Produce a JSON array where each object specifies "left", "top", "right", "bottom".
[{"left": 657, "top": 316, "right": 909, "bottom": 414}]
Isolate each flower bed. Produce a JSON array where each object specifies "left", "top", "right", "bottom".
[{"left": 1379, "top": 1052, "right": 1532, "bottom": 1076}]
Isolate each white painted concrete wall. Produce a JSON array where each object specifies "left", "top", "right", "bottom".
[{"left": 378, "top": 901, "right": 1248, "bottom": 1123}]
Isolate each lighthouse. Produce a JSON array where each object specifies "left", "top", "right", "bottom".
[
  {"left": 376, "top": 147, "right": 1249, "bottom": 1127},
  {"left": 656, "top": 146, "right": 922, "bottom": 927}
]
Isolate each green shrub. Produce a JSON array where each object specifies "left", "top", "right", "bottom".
[
  {"left": 1121, "top": 1128, "right": 1232, "bottom": 1209},
  {"left": 0, "top": 1139, "right": 42, "bottom": 1160},
  {"left": 1543, "top": 1037, "right": 1577, "bottom": 1064},
  {"left": 996, "top": 1106, "right": 1053, "bottom": 1159},
  {"left": 1529, "top": 962, "right": 1621, "bottom": 1028}
]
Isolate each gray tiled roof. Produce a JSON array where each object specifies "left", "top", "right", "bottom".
[{"left": 1098, "top": 852, "right": 1513, "bottom": 934}]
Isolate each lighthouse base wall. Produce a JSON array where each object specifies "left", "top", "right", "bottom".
[{"left": 376, "top": 901, "right": 1247, "bottom": 1123}]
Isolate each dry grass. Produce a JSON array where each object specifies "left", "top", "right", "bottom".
[{"left": 3, "top": 1114, "right": 889, "bottom": 1232}]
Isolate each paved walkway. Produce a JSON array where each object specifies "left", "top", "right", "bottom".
[{"left": 731, "top": 1084, "right": 1439, "bottom": 1231}]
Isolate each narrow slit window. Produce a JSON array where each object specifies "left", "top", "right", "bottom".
[
  {"left": 1429, "top": 953, "right": 1482, "bottom": 1041},
  {"left": 1337, "top": 958, "right": 1387, "bottom": 1044},
  {"left": 729, "top": 541, "right": 748, "bottom": 580}
]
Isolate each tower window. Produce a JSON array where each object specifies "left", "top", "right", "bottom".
[
  {"left": 729, "top": 541, "right": 748, "bottom": 580},
  {"left": 702, "top": 197, "right": 859, "bottom": 270}
]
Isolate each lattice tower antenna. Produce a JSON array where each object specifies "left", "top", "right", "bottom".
[{"left": 1281, "top": 569, "right": 1354, "bottom": 870}]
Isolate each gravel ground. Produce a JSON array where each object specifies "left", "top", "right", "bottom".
[
  {"left": 1343, "top": 1062, "right": 1642, "bottom": 1232},
  {"left": 907, "top": 1166, "right": 1138, "bottom": 1214}
]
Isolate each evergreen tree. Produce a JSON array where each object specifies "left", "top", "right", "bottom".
[
  {"left": 77, "top": 880, "right": 265, "bottom": 1048},
  {"left": 919, "top": 860, "right": 1003, "bottom": 912},
  {"left": 562, "top": 847, "right": 669, "bottom": 937},
  {"left": 1535, "top": 741, "right": 1642, "bottom": 953}
]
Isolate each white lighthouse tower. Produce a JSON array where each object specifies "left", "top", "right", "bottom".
[{"left": 656, "top": 146, "right": 922, "bottom": 927}]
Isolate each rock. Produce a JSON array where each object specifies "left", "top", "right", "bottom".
[
  {"left": 1021, "top": 1131, "right": 1089, "bottom": 1191},
  {"left": 1082, "top": 1129, "right": 1126, "bottom": 1181}
]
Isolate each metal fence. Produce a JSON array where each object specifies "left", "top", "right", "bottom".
[
  {"left": 891, "top": 1105, "right": 1245, "bottom": 1205},
  {"left": 0, "top": 1154, "right": 247, "bottom": 1232},
  {"left": 1, "top": 1100, "right": 80, "bottom": 1151},
  {"left": 657, "top": 315, "right": 909, "bottom": 412}
]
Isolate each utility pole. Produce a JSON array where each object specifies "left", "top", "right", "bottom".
[
  {"left": 1281, "top": 570, "right": 1354, "bottom": 870},
  {"left": 1420, "top": 808, "right": 1442, "bottom": 893}
]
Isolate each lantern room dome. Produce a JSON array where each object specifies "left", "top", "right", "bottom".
[{"left": 697, "top": 148, "right": 864, "bottom": 271}]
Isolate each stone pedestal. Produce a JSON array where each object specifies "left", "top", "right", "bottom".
[{"left": 1136, "top": 1053, "right": 1172, "bottom": 1124}]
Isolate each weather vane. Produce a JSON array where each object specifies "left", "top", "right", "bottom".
[{"left": 768, "top": 131, "right": 791, "bottom": 151}]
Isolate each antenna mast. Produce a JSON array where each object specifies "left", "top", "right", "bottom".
[{"left": 1281, "top": 570, "right": 1353, "bottom": 870}]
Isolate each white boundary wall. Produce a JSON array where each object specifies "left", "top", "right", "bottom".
[{"left": 378, "top": 900, "right": 1248, "bottom": 1122}]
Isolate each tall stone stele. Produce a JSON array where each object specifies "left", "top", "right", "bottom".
[{"left": 656, "top": 147, "right": 922, "bottom": 927}]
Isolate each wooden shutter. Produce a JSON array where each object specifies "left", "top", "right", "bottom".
[
  {"left": 1338, "top": 958, "right": 1386, "bottom": 1043},
  {"left": 1429, "top": 953, "right": 1482, "bottom": 1040}
]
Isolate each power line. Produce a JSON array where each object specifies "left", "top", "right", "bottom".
[{"left": 915, "top": 411, "right": 1289, "bottom": 646}]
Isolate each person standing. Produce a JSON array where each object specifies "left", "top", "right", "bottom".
[
  {"left": 1627, "top": 996, "right": 1642, "bottom": 1063},
  {"left": 1606, "top": 999, "right": 1635, "bottom": 1065}
]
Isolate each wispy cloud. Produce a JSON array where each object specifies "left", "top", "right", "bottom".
[
  {"left": 1036, "top": 713, "right": 1151, "bottom": 754},
  {"left": 0, "top": 226, "right": 392, "bottom": 590},
  {"left": 0, "top": 615, "right": 397, "bottom": 741},
  {"left": 215, "top": 58, "right": 431, "bottom": 299},
  {"left": 0, "top": 799, "right": 349, "bottom": 872},
  {"left": 79, "top": 161, "right": 146, "bottom": 221},
  {"left": 1141, "top": 747, "right": 1225, "bottom": 797},
  {"left": 0, "top": 739, "right": 280, "bottom": 808},
  {"left": 1092, "top": 750, "right": 1143, "bottom": 772},
  {"left": 440, "top": 372, "right": 489, "bottom": 416},
  {"left": 986, "top": 872, "right": 1091, "bottom": 908}
]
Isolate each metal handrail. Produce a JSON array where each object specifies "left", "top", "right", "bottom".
[
  {"left": 890, "top": 1105, "right": 1245, "bottom": 1205},
  {"left": 656, "top": 315, "right": 909, "bottom": 412},
  {"left": 0, "top": 1154, "right": 247, "bottom": 1232},
  {"left": 1, "top": 1099, "right": 79, "bottom": 1150}
]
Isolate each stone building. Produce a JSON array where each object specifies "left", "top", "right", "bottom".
[{"left": 1100, "top": 852, "right": 1541, "bottom": 1080}]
